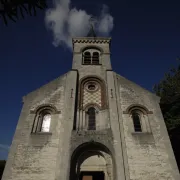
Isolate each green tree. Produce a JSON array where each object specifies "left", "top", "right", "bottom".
[
  {"left": 0, "top": 0, "right": 47, "bottom": 25},
  {"left": 153, "top": 59, "right": 180, "bottom": 133}
]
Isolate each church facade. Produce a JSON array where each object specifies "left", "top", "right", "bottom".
[{"left": 2, "top": 33, "right": 180, "bottom": 180}]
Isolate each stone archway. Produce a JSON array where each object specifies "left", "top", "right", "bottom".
[{"left": 69, "top": 142, "right": 114, "bottom": 180}]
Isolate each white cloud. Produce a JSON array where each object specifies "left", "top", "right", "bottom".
[
  {"left": 97, "top": 5, "right": 114, "bottom": 35},
  {"left": 45, "top": 0, "right": 114, "bottom": 49}
]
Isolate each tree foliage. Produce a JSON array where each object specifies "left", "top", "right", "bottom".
[
  {"left": 153, "top": 59, "right": 180, "bottom": 132},
  {"left": 0, "top": 160, "right": 6, "bottom": 179},
  {"left": 0, "top": 0, "right": 47, "bottom": 25}
]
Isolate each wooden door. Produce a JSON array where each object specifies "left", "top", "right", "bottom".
[{"left": 82, "top": 175, "right": 93, "bottom": 180}]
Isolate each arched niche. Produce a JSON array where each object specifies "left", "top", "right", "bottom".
[{"left": 78, "top": 76, "right": 108, "bottom": 110}]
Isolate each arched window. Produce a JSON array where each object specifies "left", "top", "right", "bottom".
[
  {"left": 123, "top": 104, "right": 153, "bottom": 133},
  {"left": 132, "top": 111, "right": 142, "bottom": 132},
  {"left": 92, "top": 52, "right": 99, "bottom": 64},
  {"left": 35, "top": 112, "right": 51, "bottom": 133},
  {"left": 31, "top": 107, "right": 54, "bottom": 133},
  {"left": 87, "top": 107, "right": 96, "bottom": 130},
  {"left": 82, "top": 49, "right": 100, "bottom": 65},
  {"left": 84, "top": 51, "right": 91, "bottom": 64}
]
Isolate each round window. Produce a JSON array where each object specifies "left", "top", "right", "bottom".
[
  {"left": 88, "top": 84, "right": 96, "bottom": 90},
  {"left": 85, "top": 81, "right": 99, "bottom": 92}
]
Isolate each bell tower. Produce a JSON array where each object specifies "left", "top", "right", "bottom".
[
  {"left": 72, "top": 25, "right": 112, "bottom": 71},
  {"left": 69, "top": 24, "right": 119, "bottom": 180}
]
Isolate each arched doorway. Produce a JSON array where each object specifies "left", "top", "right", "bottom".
[{"left": 69, "top": 142, "right": 114, "bottom": 180}]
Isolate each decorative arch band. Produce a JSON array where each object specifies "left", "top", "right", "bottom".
[
  {"left": 123, "top": 104, "right": 153, "bottom": 115},
  {"left": 30, "top": 104, "right": 61, "bottom": 114}
]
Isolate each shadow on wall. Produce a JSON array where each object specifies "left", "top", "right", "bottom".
[{"left": 0, "top": 160, "right": 6, "bottom": 180}]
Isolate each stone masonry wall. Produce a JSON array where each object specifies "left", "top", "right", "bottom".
[
  {"left": 116, "top": 74, "right": 180, "bottom": 180},
  {"left": 2, "top": 74, "right": 68, "bottom": 180}
]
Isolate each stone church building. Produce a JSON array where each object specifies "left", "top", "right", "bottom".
[{"left": 2, "top": 29, "right": 180, "bottom": 180}]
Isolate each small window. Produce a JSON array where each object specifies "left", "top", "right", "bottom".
[
  {"left": 132, "top": 111, "right": 142, "bottom": 132},
  {"left": 87, "top": 107, "right": 96, "bottom": 130},
  {"left": 82, "top": 50, "right": 100, "bottom": 65},
  {"left": 84, "top": 51, "right": 91, "bottom": 64},
  {"left": 85, "top": 81, "right": 99, "bottom": 92},
  {"left": 88, "top": 84, "right": 96, "bottom": 90},
  {"left": 124, "top": 104, "right": 152, "bottom": 133},
  {"left": 92, "top": 52, "right": 99, "bottom": 64}
]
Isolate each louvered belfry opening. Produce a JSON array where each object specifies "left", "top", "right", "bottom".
[
  {"left": 92, "top": 52, "right": 99, "bottom": 64},
  {"left": 132, "top": 111, "right": 142, "bottom": 132},
  {"left": 87, "top": 107, "right": 96, "bottom": 130},
  {"left": 84, "top": 51, "right": 91, "bottom": 64}
]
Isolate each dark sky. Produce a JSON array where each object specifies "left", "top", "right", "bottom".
[{"left": 0, "top": 0, "right": 179, "bottom": 159}]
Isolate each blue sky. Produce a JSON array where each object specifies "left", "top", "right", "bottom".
[{"left": 0, "top": 0, "right": 179, "bottom": 159}]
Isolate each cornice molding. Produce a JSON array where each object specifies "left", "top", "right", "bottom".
[{"left": 72, "top": 37, "right": 111, "bottom": 44}]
